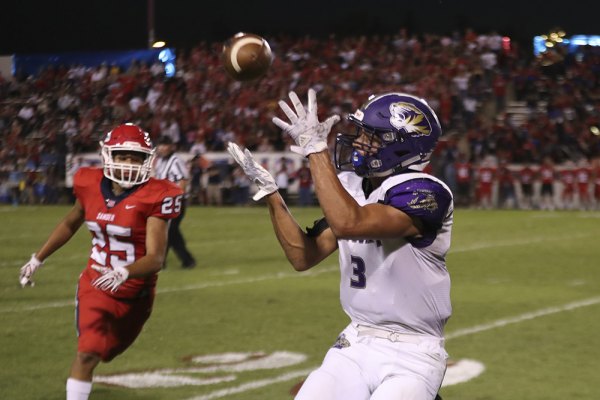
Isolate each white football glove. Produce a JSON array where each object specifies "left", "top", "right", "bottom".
[
  {"left": 19, "top": 254, "right": 43, "bottom": 288},
  {"left": 227, "top": 142, "right": 278, "bottom": 201},
  {"left": 91, "top": 264, "right": 129, "bottom": 293},
  {"left": 272, "top": 88, "right": 340, "bottom": 157}
]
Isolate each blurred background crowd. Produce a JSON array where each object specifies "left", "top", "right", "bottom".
[{"left": 1, "top": 27, "right": 599, "bottom": 209}]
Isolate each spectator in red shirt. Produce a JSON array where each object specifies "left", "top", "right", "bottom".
[
  {"left": 492, "top": 73, "right": 507, "bottom": 112},
  {"left": 575, "top": 159, "right": 592, "bottom": 210},
  {"left": 454, "top": 153, "right": 472, "bottom": 207},
  {"left": 593, "top": 158, "right": 600, "bottom": 210},
  {"left": 560, "top": 161, "right": 576, "bottom": 210},
  {"left": 293, "top": 159, "right": 313, "bottom": 206},
  {"left": 476, "top": 159, "right": 497, "bottom": 209}
]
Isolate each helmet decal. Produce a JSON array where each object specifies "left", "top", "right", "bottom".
[
  {"left": 389, "top": 102, "right": 431, "bottom": 136},
  {"left": 352, "top": 109, "right": 364, "bottom": 122}
]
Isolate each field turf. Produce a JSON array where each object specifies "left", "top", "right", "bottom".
[{"left": 1, "top": 205, "right": 599, "bottom": 399}]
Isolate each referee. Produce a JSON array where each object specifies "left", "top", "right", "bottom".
[{"left": 154, "top": 135, "right": 197, "bottom": 269}]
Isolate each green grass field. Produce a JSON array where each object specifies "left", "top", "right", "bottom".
[{"left": 1, "top": 205, "right": 599, "bottom": 400}]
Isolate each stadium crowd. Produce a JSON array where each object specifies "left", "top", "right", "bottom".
[{"left": 1, "top": 28, "right": 599, "bottom": 209}]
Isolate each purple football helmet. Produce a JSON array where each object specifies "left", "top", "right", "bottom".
[{"left": 334, "top": 93, "right": 442, "bottom": 177}]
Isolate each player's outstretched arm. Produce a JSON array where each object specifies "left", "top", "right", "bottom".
[
  {"left": 20, "top": 201, "right": 85, "bottom": 287},
  {"left": 308, "top": 152, "right": 422, "bottom": 239},
  {"left": 265, "top": 192, "right": 337, "bottom": 271},
  {"left": 227, "top": 142, "right": 337, "bottom": 271},
  {"left": 272, "top": 89, "right": 422, "bottom": 240}
]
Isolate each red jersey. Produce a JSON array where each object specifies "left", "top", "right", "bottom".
[
  {"left": 498, "top": 167, "right": 514, "bottom": 186},
  {"left": 576, "top": 166, "right": 591, "bottom": 194},
  {"left": 478, "top": 166, "right": 496, "bottom": 185},
  {"left": 560, "top": 169, "right": 575, "bottom": 194},
  {"left": 539, "top": 165, "right": 555, "bottom": 184},
  {"left": 595, "top": 167, "right": 600, "bottom": 186},
  {"left": 294, "top": 166, "right": 312, "bottom": 188},
  {"left": 73, "top": 167, "right": 183, "bottom": 298},
  {"left": 519, "top": 167, "right": 535, "bottom": 185},
  {"left": 455, "top": 162, "right": 472, "bottom": 184},
  {"left": 477, "top": 166, "right": 496, "bottom": 198},
  {"left": 594, "top": 167, "right": 600, "bottom": 198}
]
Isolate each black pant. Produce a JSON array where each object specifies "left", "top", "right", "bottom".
[{"left": 167, "top": 201, "right": 196, "bottom": 267}]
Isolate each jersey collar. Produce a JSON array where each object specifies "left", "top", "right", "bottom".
[{"left": 101, "top": 176, "right": 142, "bottom": 209}]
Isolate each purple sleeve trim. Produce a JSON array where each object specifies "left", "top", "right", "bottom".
[{"left": 384, "top": 178, "right": 452, "bottom": 248}]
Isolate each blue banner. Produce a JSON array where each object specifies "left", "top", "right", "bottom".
[{"left": 13, "top": 48, "right": 176, "bottom": 77}]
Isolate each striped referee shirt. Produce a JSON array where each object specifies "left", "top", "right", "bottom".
[{"left": 154, "top": 154, "right": 189, "bottom": 183}]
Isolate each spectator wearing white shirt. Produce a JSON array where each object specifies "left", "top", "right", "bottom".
[{"left": 275, "top": 159, "right": 291, "bottom": 203}]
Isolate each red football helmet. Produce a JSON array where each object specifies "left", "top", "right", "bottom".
[{"left": 100, "top": 123, "right": 155, "bottom": 188}]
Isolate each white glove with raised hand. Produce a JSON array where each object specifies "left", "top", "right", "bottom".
[
  {"left": 91, "top": 264, "right": 129, "bottom": 293},
  {"left": 19, "top": 254, "right": 43, "bottom": 288},
  {"left": 272, "top": 88, "right": 340, "bottom": 157},
  {"left": 227, "top": 142, "right": 278, "bottom": 201}
]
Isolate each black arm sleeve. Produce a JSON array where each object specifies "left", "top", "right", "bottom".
[{"left": 306, "top": 217, "right": 329, "bottom": 237}]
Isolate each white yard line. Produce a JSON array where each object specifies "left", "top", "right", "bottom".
[
  {"left": 0, "top": 266, "right": 338, "bottom": 314},
  {"left": 449, "top": 232, "right": 592, "bottom": 253},
  {"left": 4, "top": 230, "right": 592, "bottom": 309},
  {"left": 445, "top": 296, "right": 600, "bottom": 340},
  {"left": 183, "top": 369, "right": 315, "bottom": 400},
  {"left": 2, "top": 228, "right": 594, "bottom": 312},
  {"left": 0, "top": 253, "right": 85, "bottom": 268},
  {"left": 2, "top": 228, "right": 595, "bottom": 314},
  {"left": 157, "top": 265, "right": 336, "bottom": 294}
]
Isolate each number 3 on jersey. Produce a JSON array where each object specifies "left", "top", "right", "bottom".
[
  {"left": 350, "top": 255, "right": 366, "bottom": 289},
  {"left": 162, "top": 195, "right": 182, "bottom": 214}
]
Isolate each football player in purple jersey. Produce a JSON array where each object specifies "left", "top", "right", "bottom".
[{"left": 228, "top": 89, "right": 452, "bottom": 400}]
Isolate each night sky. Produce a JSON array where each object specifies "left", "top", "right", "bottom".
[{"left": 1, "top": 0, "right": 599, "bottom": 54}]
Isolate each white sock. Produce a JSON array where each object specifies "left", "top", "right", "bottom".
[{"left": 66, "top": 378, "right": 92, "bottom": 400}]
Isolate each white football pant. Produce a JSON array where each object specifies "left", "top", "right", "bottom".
[{"left": 295, "top": 324, "right": 447, "bottom": 400}]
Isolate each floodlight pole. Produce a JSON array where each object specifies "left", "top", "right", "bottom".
[{"left": 147, "top": 0, "right": 155, "bottom": 48}]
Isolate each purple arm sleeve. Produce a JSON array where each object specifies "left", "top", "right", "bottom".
[{"left": 383, "top": 178, "right": 452, "bottom": 247}]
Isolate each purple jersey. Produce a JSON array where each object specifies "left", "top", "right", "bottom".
[{"left": 336, "top": 171, "right": 453, "bottom": 337}]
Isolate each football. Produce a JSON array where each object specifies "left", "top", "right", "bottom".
[{"left": 222, "top": 32, "right": 273, "bottom": 81}]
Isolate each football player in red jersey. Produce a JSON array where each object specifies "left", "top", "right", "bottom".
[
  {"left": 594, "top": 159, "right": 600, "bottom": 210},
  {"left": 560, "top": 161, "right": 576, "bottom": 210},
  {"left": 475, "top": 159, "right": 497, "bottom": 209},
  {"left": 18, "top": 123, "right": 184, "bottom": 400},
  {"left": 575, "top": 158, "right": 592, "bottom": 210}
]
